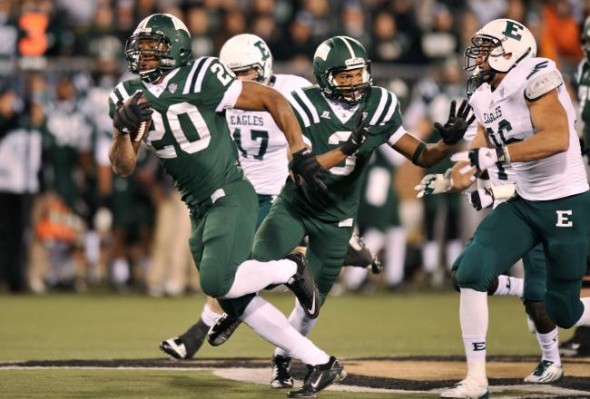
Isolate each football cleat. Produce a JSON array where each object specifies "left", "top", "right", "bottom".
[
  {"left": 270, "top": 355, "right": 294, "bottom": 389},
  {"left": 285, "top": 253, "right": 321, "bottom": 319},
  {"left": 524, "top": 360, "right": 564, "bottom": 383},
  {"left": 287, "top": 356, "right": 347, "bottom": 398},
  {"left": 343, "top": 233, "right": 383, "bottom": 274},
  {"left": 440, "top": 378, "right": 489, "bottom": 399},
  {"left": 159, "top": 337, "right": 188, "bottom": 360},
  {"left": 207, "top": 313, "right": 242, "bottom": 346}
]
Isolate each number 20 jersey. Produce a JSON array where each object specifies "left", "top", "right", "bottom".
[
  {"left": 109, "top": 57, "right": 244, "bottom": 209},
  {"left": 226, "top": 74, "right": 311, "bottom": 196},
  {"left": 468, "top": 57, "right": 588, "bottom": 201}
]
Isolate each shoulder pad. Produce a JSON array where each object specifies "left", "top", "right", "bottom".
[{"left": 524, "top": 70, "right": 563, "bottom": 100}]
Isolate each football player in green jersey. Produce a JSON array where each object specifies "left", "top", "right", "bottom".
[
  {"left": 108, "top": 14, "right": 348, "bottom": 397},
  {"left": 202, "top": 35, "right": 473, "bottom": 396},
  {"left": 559, "top": 15, "right": 590, "bottom": 358}
]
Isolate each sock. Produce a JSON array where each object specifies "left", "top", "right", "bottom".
[
  {"left": 111, "top": 258, "right": 129, "bottom": 284},
  {"left": 536, "top": 328, "right": 560, "bottom": 366},
  {"left": 460, "top": 288, "right": 488, "bottom": 383},
  {"left": 385, "top": 227, "right": 406, "bottom": 286},
  {"left": 223, "top": 259, "right": 296, "bottom": 298},
  {"left": 241, "top": 295, "right": 329, "bottom": 366},
  {"left": 343, "top": 267, "right": 368, "bottom": 290},
  {"left": 492, "top": 275, "right": 524, "bottom": 297},
  {"left": 422, "top": 241, "right": 439, "bottom": 273},
  {"left": 180, "top": 318, "right": 209, "bottom": 356},
  {"left": 275, "top": 301, "right": 318, "bottom": 358},
  {"left": 446, "top": 239, "right": 463, "bottom": 269},
  {"left": 574, "top": 297, "right": 590, "bottom": 326},
  {"left": 201, "top": 303, "right": 221, "bottom": 327}
]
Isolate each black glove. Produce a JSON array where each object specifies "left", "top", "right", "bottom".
[
  {"left": 289, "top": 148, "right": 328, "bottom": 192},
  {"left": 434, "top": 99, "right": 475, "bottom": 145},
  {"left": 113, "top": 91, "right": 153, "bottom": 134},
  {"left": 340, "top": 111, "right": 368, "bottom": 156}
]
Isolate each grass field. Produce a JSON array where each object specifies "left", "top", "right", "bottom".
[{"left": 0, "top": 290, "right": 587, "bottom": 398}]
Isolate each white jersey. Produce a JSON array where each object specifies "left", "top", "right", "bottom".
[
  {"left": 469, "top": 57, "right": 588, "bottom": 201},
  {"left": 464, "top": 120, "right": 516, "bottom": 197},
  {"left": 226, "top": 74, "right": 311, "bottom": 195}
]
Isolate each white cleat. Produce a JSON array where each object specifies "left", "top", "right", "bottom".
[
  {"left": 524, "top": 360, "right": 564, "bottom": 383},
  {"left": 440, "top": 378, "right": 489, "bottom": 399}
]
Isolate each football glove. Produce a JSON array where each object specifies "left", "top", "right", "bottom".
[
  {"left": 289, "top": 148, "right": 328, "bottom": 192},
  {"left": 414, "top": 168, "right": 453, "bottom": 198},
  {"left": 340, "top": 110, "right": 368, "bottom": 156},
  {"left": 451, "top": 146, "right": 510, "bottom": 174},
  {"left": 434, "top": 99, "right": 475, "bottom": 145},
  {"left": 113, "top": 90, "right": 153, "bottom": 134},
  {"left": 468, "top": 183, "right": 494, "bottom": 211}
]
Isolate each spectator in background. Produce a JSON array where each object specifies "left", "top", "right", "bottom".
[
  {"left": 369, "top": 10, "right": 408, "bottom": 63},
  {"left": 0, "top": 0, "right": 18, "bottom": 75},
  {"left": 273, "top": 11, "right": 316, "bottom": 75},
  {"left": 185, "top": 5, "right": 214, "bottom": 58},
  {"left": 421, "top": 3, "right": 460, "bottom": 64},
  {"left": 339, "top": 1, "right": 370, "bottom": 49},
  {"left": 539, "top": 0, "right": 583, "bottom": 75},
  {"left": 0, "top": 82, "right": 41, "bottom": 293}
]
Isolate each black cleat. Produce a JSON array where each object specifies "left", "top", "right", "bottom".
[
  {"left": 287, "top": 356, "right": 347, "bottom": 398},
  {"left": 270, "top": 355, "right": 294, "bottom": 389},
  {"left": 207, "top": 313, "right": 242, "bottom": 346},
  {"left": 285, "top": 253, "right": 321, "bottom": 319},
  {"left": 160, "top": 318, "right": 209, "bottom": 360},
  {"left": 160, "top": 337, "right": 188, "bottom": 360},
  {"left": 343, "top": 233, "right": 383, "bottom": 274}
]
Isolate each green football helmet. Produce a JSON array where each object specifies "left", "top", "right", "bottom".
[
  {"left": 313, "top": 36, "right": 372, "bottom": 106},
  {"left": 125, "top": 13, "right": 192, "bottom": 83},
  {"left": 582, "top": 16, "right": 590, "bottom": 62}
]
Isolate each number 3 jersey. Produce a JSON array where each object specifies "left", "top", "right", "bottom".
[
  {"left": 109, "top": 56, "right": 246, "bottom": 209},
  {"left": 225, "top": 74, "right": 311, "bottom": 196},
  {"left": 468, "top": 57, "right": 588, "bottom": 201},
  {"left": 282, "top": 86, "right": 405, "bottom": 222}
]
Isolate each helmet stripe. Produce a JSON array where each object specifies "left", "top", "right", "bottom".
[{"left": 335, "top": 36, "right": 358, "bottom": 59}]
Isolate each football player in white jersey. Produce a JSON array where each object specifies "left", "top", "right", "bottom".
[
  {"left": 438, "top": 19, "right": 590, "bottom": 398},
  {"left": 416, "top": 71, "right": 564, "bottom": 385}
]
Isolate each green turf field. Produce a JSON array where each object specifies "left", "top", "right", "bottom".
[{"left": 0, "top": 290, "right": 580, "bottom": 398}]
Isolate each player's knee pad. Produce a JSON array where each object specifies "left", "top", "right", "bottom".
[
  {"left": 217, "top": 294, "right": 256, "bottom": 319},
  {"left": 454, "top": 241, "right": 497, "bottom": 292},
  {"left": 545, "top": 288, "right": 584, "bottom": 329},
  {"left": 199, "top": 266, "right": 231, "bottom": 298}
]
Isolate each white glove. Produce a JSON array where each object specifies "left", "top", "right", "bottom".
[
  {"left": 451, "top": 147, "right": 510, "bottom": 174},
  {"left": 467, "top": 179, "right": 517, "bottom": 211},
  {"left": 467, "top": 179, "right": 494, "bottom": 211},
  {"left": 414, "top": 169, "right": 453, "bottom": 198}
]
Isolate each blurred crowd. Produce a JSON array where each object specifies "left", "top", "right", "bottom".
[{"left": 0, "top": 0, "right": 588, "bottom": 295}]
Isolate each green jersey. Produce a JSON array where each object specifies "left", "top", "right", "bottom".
[
  {"left": 283, "top": 86, "right": 403, "bottom": 222},
  {"left": 109, "top": 57, "right": 243, "bottom": 209}
]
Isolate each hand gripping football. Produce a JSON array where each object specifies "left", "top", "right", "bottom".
[{"left": 114, "top": 90, "right": 153, "bottom": 142}]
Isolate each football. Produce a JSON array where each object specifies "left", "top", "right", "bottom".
[{"left": 130, "top": 94, "right": 152, "bottom": 143}]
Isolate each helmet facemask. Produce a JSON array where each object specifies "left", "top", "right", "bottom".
[
  {"left": 464, "top": 36, "right": 499, "bottom": 83},
  {"left": 324, "top": 64, "right": 372, "bottom": 106}
]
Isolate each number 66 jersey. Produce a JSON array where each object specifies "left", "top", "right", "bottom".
[
  {"left": 109, "top": 56, "right": 249, "bottom": 209},
  {"left": 468, "top": 57, "right": 588, "bottom": 201}
]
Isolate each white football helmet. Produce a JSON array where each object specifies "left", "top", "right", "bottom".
[
  {"left": 219, "top": 34, "right": 273, "bottom": 85},
  {"left": 465, "top": 18, "right": 537, "bottom": 74}
]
